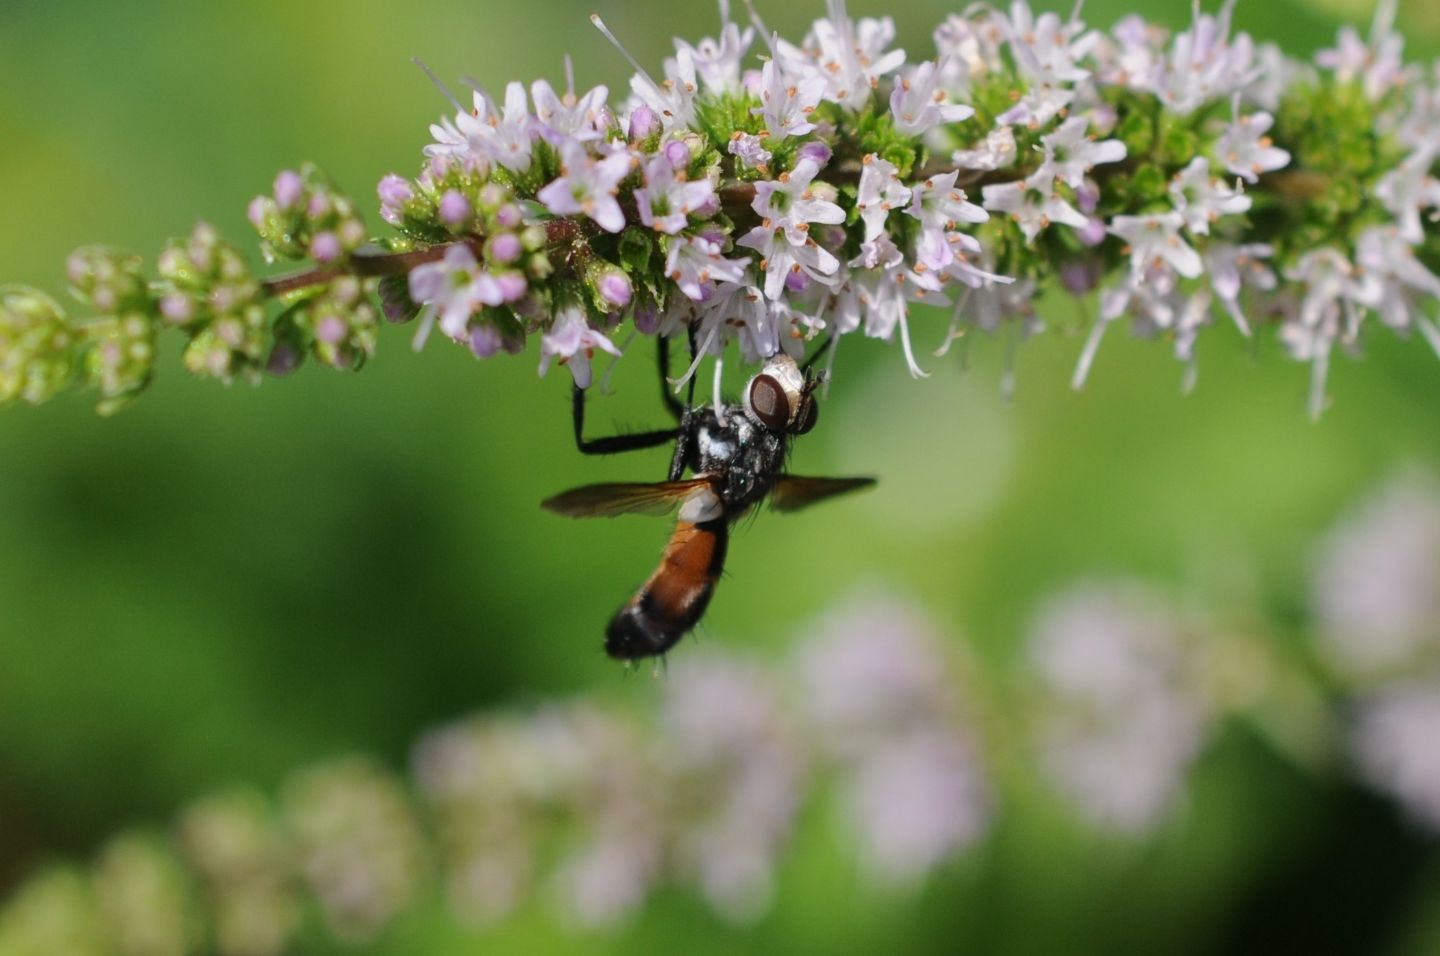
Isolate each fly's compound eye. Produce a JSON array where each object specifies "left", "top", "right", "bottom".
[
  {"left": 746, "top": 373, "right": 791, "bottom": 431},
  {"left": 791, "top": 395, "right": 819, "bottom": 435}
]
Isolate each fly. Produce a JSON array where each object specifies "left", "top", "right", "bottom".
[{"left": 541, "top": 336, "right": 875, "bottom": 661}]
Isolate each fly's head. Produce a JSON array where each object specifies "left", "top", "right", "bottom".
[{"left": 742, "top": 353, "right": 822, "bottom": 437}]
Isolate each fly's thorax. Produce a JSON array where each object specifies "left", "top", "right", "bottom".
[{"left": 690, "top": 405, "right": 786, "bottom": 511}]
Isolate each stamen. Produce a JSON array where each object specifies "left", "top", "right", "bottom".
[
  {"left": 1417, "top": 317, "right": 1440, "bottom": 361},
  {"left": 712, "top": 354, "right": 727, "bottom": 425},
  {"left": 597, "top": 326, "right": 637, "bottom": 394},
  {"left": 897, "top": 308, "right": 930, "bottom": 379},
  {"left": 591, "top": 15, "right": 667, "bottom": 104},
  {"left": 934, "top": 287, "right": 973, "bottom": 357},
  {"left": 1077, "top": 312, "right": 1105, "bottom": 391},
  {"left": 1308, "top": 340, "right": 1331, "bottom": 421},
  {"left": 670, "top": 321, "right": 720, "bottom": 391},
  {"left": 1181, "top": 358, "right": 1199, "bottom": 395},
  {"left": 411, "top": 57, "right": 464, "bottom": 114}
]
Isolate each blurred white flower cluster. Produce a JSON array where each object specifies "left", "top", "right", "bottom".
[{"left": 6, "top": 471, "right": 1440, "bottom": 948}]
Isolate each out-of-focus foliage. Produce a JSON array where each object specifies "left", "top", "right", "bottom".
[{"left": 1, "top": 1, "right": 1439, "bottom": 954}]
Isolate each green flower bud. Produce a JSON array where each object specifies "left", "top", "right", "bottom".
[
  {"left": 92, "top": 833, "right": 200, "bottom": 956},
  {"left": 0, "top": 286, "right": 77, "bottom": 405},
  {"left": 65, "top": 246, "right": 150, "bottom": 314},
  {"left": 84, "top": 312, "right": 158, "bottom": 415}
]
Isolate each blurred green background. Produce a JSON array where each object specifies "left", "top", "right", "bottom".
[{"left": 2, "top": 0, "right": 1440, "bottom": 953}]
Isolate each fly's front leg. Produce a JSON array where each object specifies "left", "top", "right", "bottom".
[
  {"left": 572, "top": 384, "right": 678, "bottom": 456},
  {"left": 665, "top": 325, "right": 704, "bottom": 480}
]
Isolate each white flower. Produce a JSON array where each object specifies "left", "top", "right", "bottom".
[
  {"left": 727, "top": 132, "right": 772, "bottom": 170},
  {"left": 905, "top": 170, "right": 987, "bottom": 231},
  {"left": 665, "top": 232, "right": 751, "bottom": 302},
  {"left": 538, "top": 305, "right": 622, "bottom": 389},
  {"left": 1001, "top": 1, "right": 1095, "bottom": 88},
  {"left": 1313, "top": 474, "right": 1440, "bottom": 677},
  {"left": 1029, "top": 583, "right": 1210, "bottom": 835},
  {"left": 425, "top": 91, "right": 492, "bottom": 163},
  {"left": 750, "top": 162, "right": 845, "bottom": 247},
  {"left": 889, "top": 59, "right": 973, "bottom": 136},
  {"left": 530, "top": 76, "right": 610, "bottom": 144},
  {"left": 952, "top": 126, "right": 1017, "bottom": 171},
  {"left": 781, "top": 0, "right": 906, "bottom": 110},
  {"left": 537, "top": 140, "right": 635, "bottom": 233},
  {"left": 855, "top": 155, "right": 912, "bottom": 242},
  {"left": 1152, "top": 1, "right": 1257, "bottom": 115},
  {"left": 1356, "top": 226, "right": 1440, "bottom": 339},
  {"left": 737, "top": 225, "right": 840, "bottom": 301},
  {"left": 1351, "top": 681, "right": 1440, "bottom": 832},
  {"left": 1109, "top": 212, "right": 1203, "bottom": 280},
  {"left": 1217, "top": 99, "right": 1290, "bottom": 184},
  {"left": 634, "top": 155, "right": 715, "bottom": 235},
  {"left": 475, "top": 82, "right": 537, "bottom": 173},
  {"left": 614, "top": 29, "right": 698, "bottom": 131},
  {"left": 753, "top": 59, "right": 825, "bottom": 140},
  {"left": 675, "top": 16, "right": 754, "bottom": 96},
  {"left": 1205, "top": 242, "right": 1274, "bottom": 336},
  {"left": 407, "top": 245, "right": 509, "bottom": 344},
  {"left": 1316, "top": 7, "right": 1404, "bottom": 102},
  {"left": 1036, "top": 116, "right": 1128, "bottom": 190},
  {"left": 1281, "top": 247, "right": 1383, "bottom": 418},
  {"left": 981, "top": 179, "right": 1087, "bottom": 243},
  {"left": 1169, "top": 157, "right": 1252, "bottom": 235},
  {"left": 1374, "top": 150, "right": 1440, "bottom": 244},
  {"left": 933, "top": 13, "right": 1004, "bottom": 89}
]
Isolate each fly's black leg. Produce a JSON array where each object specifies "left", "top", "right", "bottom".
[
  {"left": 572, "top": 384, "right": 678, "bottom": 456},
  {"left": 802, "top": 334, "right": 834, "bottom": 373},
  {"left": 666, "top": 325, "right": 702, "bottom": 481}
]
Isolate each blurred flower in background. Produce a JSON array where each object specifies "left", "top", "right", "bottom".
[{"left": 1027, "top": 583, "right": 1213, "bottom": 834}]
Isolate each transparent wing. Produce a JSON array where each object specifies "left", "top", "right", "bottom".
[
  {"left": 540, "top": 478, "right": 715, "bottom": 518},
  {"left": 769, "top": 475, "right": 877, "bottom": 513}
]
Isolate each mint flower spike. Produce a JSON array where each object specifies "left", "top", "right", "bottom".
[{"left": 3, "top": 1, "right": 1440, "bottom": 416}]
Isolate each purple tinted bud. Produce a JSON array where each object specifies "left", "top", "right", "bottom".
[
  {"left": 439, "top": 190, "right": 473, "bottom": 228},
  {"left": 247, "top": 196, "right": 268, "bottom": 229},
  {"left": 629, "top": 104, "right": 660, "bottom": 140},
  {"left": 785, "top": 269, "right": 811, "bottom": 293},
  {"left": 1061, "top": 259, "right": 1101, "bottom": 294},
  {"left": 1075, "top": 182, "right": 1100, "bottom": 214},
  {"left": 211, "top": 286, "right": 238, "bottom": 313},
  {"left": 266, "top": 342, "right": 301, "bottom": 375},
  {"left": 1078, "top": 217, "right": 1108, "bottom": 248},
  {"left": 496, "top": 273, "right": 528, "bottom": 302},
  {"left": 377, "top": 174, "right": 413, "bottom": 208},
  {"left": 274, "top": 170, "right": 304, "bottom": 209},
  {"left": 797, "top": 140, "right": 833, "bottom": 169},
  {"left": 664, "top": 139, "right": 692, "bottom": 169},
  {"left": 468, "top": 323, "right": 503, "bottom": 358},
  {"left": 160, "top": 293, "right": 194, "bottom": 324},
  {"left": 490, "top": 233, "right": 522, "bottom": 263},
  {"left": 495, "top": 203, "right": 522, "bottom": 229},
  {"left": 633, "top": 296, "right": 660, "bottom": 334},
  {"left": 306, "top": 193, "right": 331, "bottom": 219},
  {"left": 316, "top": 315, "right": 347, "bottom": 344},
  {"left": 599, "top": 272, "right": 633, "bottom": 309},
  {"left": 479, "top": 184, "right": 507, "bottom": 208},
  {"left": 310, "top": 232, "right": 342, "bottom": 263}
]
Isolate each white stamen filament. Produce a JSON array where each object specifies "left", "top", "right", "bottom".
[
  {"left": 411, "top": 57, "right": 464, "bottom": 113},
  {"left": 1072, "top": 316, "right": 1108, "bottom": 390}
]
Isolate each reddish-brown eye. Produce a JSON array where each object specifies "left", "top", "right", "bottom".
[
  {"left": 792, "top": 396, "right": 818, "bottom": 434},
  {"left": 747, "top": 374, "right": 790, "bottom": 431}
]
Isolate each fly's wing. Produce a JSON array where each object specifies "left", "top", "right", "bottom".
[
  {"left": 541, "top": 478, "right": 716, "bottom": 518},
  {"left": 769, "top": 475, "right": 877, "bottom": 513}
]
